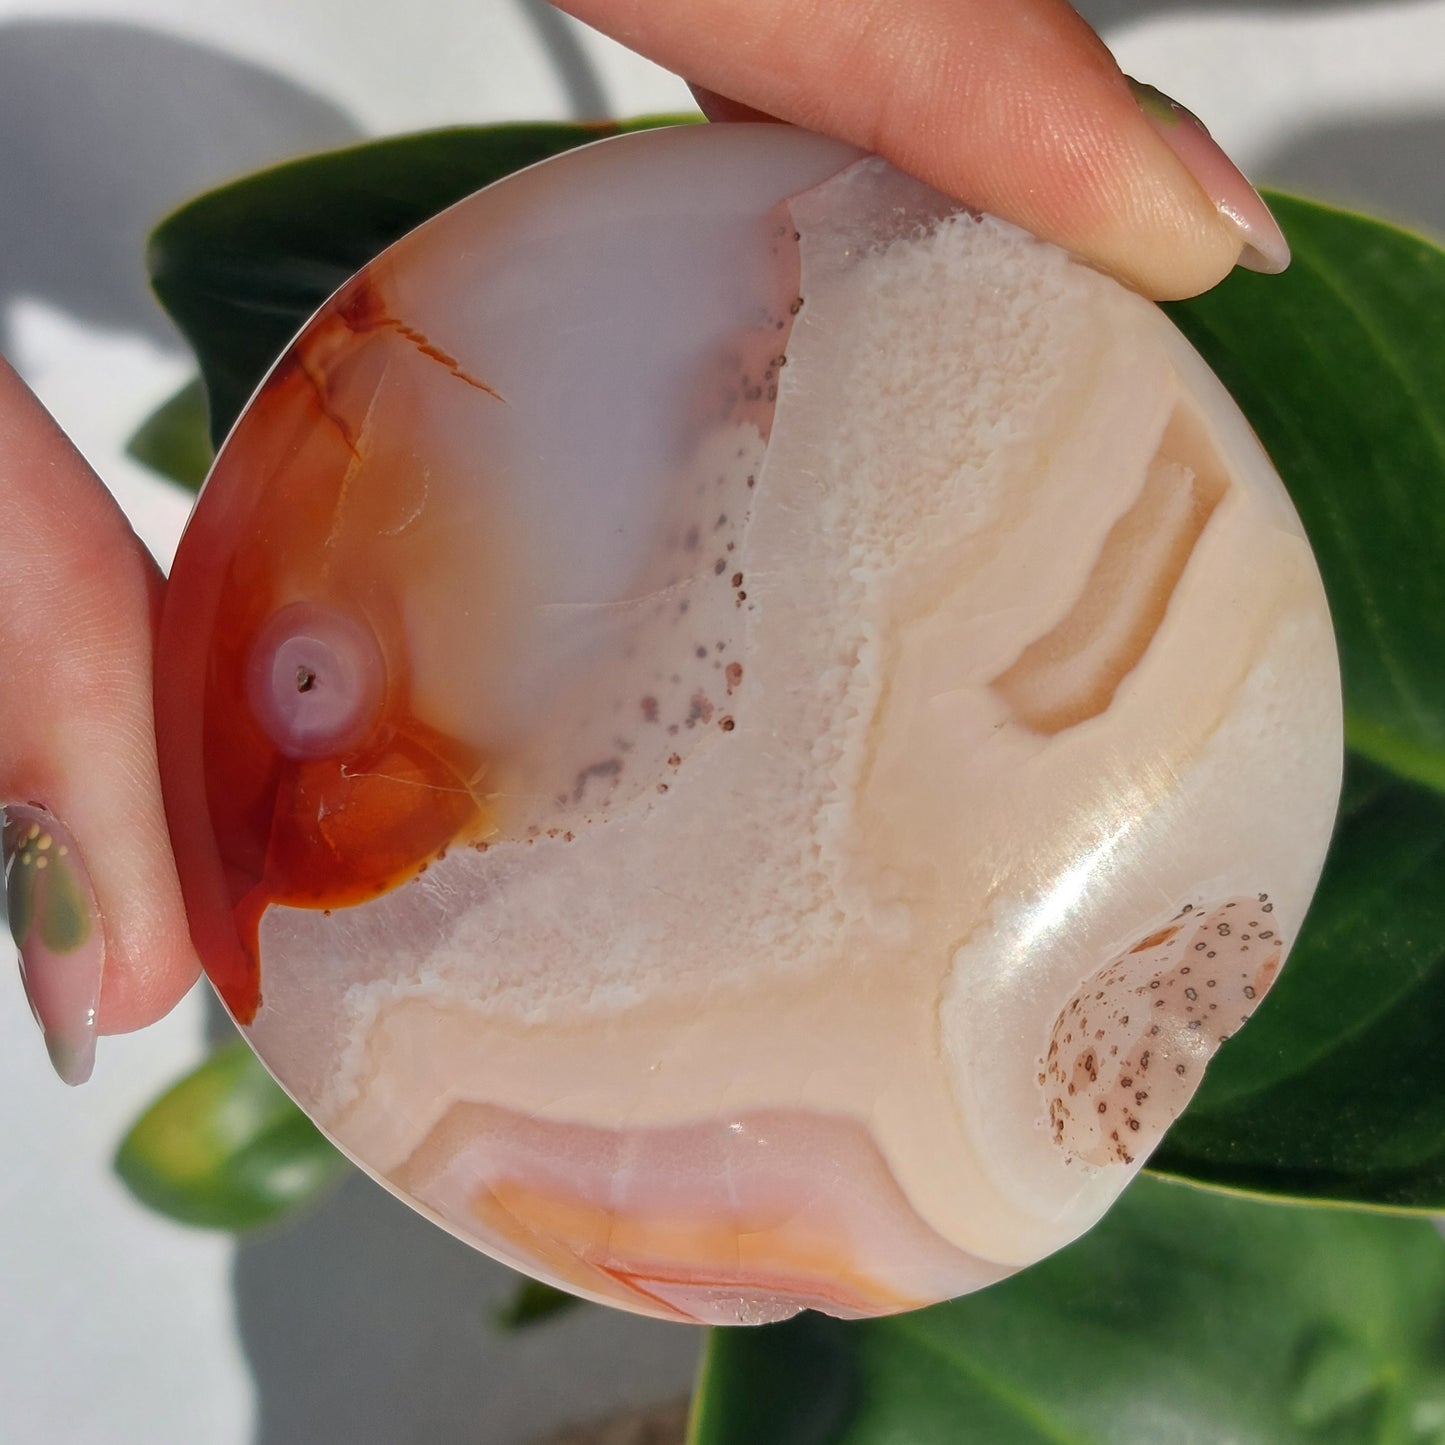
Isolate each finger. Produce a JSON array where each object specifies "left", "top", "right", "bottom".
[
  {"left": 558, "top": 0, "right": 1287, "bottom": 299},
  {"left": 0, "top": 357, "right": 198, "bottom": 1082}
]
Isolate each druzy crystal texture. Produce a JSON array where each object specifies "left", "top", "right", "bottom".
[{"left": 156, "top": 124, "right": 1342, "bottom": 1324}]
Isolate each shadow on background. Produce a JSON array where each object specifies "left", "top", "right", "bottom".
[
  {"left": 1260, "top": 109, "right": 1445, "bottom": 241},
  {"left": 197, "top": 984, "right": 697, "bottom": 1444},
  {"left": 516, "top": 0, "right": 609, "bottom": 119},
  {"left": 0, "top": 19, "right": 360, "bottom": 354},
  {"left": 234, "top": 1171, "right": 701, "bottom": 1445}
]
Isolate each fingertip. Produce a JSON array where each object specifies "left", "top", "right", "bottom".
[
  {"left": 1126, "top": 77, "right": 1290, "bottom": 286},
  {"left": 1, "top": 359, "right": 201, "bottom": 1069},
  {"left": 92, "top": 795, "right": 203, "bottom": 1037},
  {"left": 565, "top": 0, "right": 1279, "bottom": 300}
]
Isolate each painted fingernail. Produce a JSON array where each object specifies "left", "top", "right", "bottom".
[
  {"left": 1129, "top": 78, "right": 1290, "bottom": 275},
  {"left": 3, "top": 804, "right": 104, "bottom": 1085}
]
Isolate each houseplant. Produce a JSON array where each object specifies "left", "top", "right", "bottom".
[{"left": 117, "top": 116, "right": 1445, "bottom": 1442}]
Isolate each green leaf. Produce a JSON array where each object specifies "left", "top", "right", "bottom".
[
  {"left": 146, "top": 117, "right": 697, "bottom": 446},
  {"left": 1150, "top": 755, "right": 1445, "bottom": 1208},
  {"left": 125, "top": 376, "right": 213, "bottom": 491},
  {"left": 115, "top": 1037, "right": 349, "bottom": 1230},
  {"left": 1167, "top": 196, "right": 1445, "bottom": 794},
  {"left": 690, "top": 1176, "right": 1445, "bottom": 1445},
  {"left": 1137, "top": 201, "right": 1445, "bottom": 1206},
  {"left": 493, "top": 1277, "right": 584, "bottom": 1330}
]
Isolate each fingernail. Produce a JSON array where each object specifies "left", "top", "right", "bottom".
[
  {"left": 1129, "top": 78, "right": 1290, "bottom": 275},
  {"left": 3, "top": 804, "right": 104, "bottom": 1085}
]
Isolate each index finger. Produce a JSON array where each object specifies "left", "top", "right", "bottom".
[{"left": 554, "top": 0, "right": 1287, "bottom": 300}]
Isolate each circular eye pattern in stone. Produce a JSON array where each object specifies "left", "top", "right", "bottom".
[
  {"left": 245, "top": 603, "right": 386, "bottom": 761},
  {"left": 155, "top": 124, "right": 1343, "bottom": 1325}
]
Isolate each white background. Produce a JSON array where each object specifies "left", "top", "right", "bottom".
[{"left": 1, "top": 2, "right": 1442, "bottom": 1441}]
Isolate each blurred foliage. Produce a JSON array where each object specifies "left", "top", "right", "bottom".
[
  {"left": 125, "top": 375, "right": 211, "bottom": 491},
  {"left": 495, "top": 1278, "right": 585, "bottom": 1331},
  {"left": 115, "top": 1038, "right": 346, "bottom": 1230}
]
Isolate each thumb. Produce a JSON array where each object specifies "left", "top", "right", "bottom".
[{"left": 1, "top": 357, "right": 198, "bottom": 1084}]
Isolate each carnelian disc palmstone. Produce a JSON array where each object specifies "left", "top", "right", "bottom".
[{"left": 156, "top": 124, "right": 1342, "bottom": 1325}]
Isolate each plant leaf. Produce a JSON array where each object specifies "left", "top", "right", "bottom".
[
  {"left": 690, "top": 1176, "right": 1445, "bottom": 1445},
  {"left": 1150, "top": 756, "right": 1445, "bottom": 1208},
  {"left": 1166, "top": 196, "right": 1445, "bottom": 794},
  {"left": 146, "top": 118, "right": 696, "bottom": 446},
  {"left": 494, "top": 1277, "right": 583, "bottom": 1330},
  {"left": 115, "top": 1037, "right": 348, "bottom": 1230},
  {"left": 126, "top": 376, "right": 212, "bottom": 491},
  {"left": 1146, "top": 201, "right": 1445, "bottom": 1206}
]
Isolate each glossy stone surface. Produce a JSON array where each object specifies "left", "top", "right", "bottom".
[{"left": 156, "top": 124, "right": 1342, "bottom": 1324}]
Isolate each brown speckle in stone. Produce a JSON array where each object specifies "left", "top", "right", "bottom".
[
  {"left": 719, "top": 716, "right": 735, "bottom": 732},
  {"left": 641, "top": 696, "right": 659, "bottom": 723},
  {"left": 1039, "top": 896, "right": 1285, "bottom": 1167},
  {"left": 571, "top": 757, "right": 622, "bottom": 804}
]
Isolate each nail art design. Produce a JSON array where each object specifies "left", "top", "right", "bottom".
[
  {"left": 1129, "top": 78, "right": 1291, "bottom": 275},
  {"left": 3, "top": 804, "right": 104, "bottom": 1084}
]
